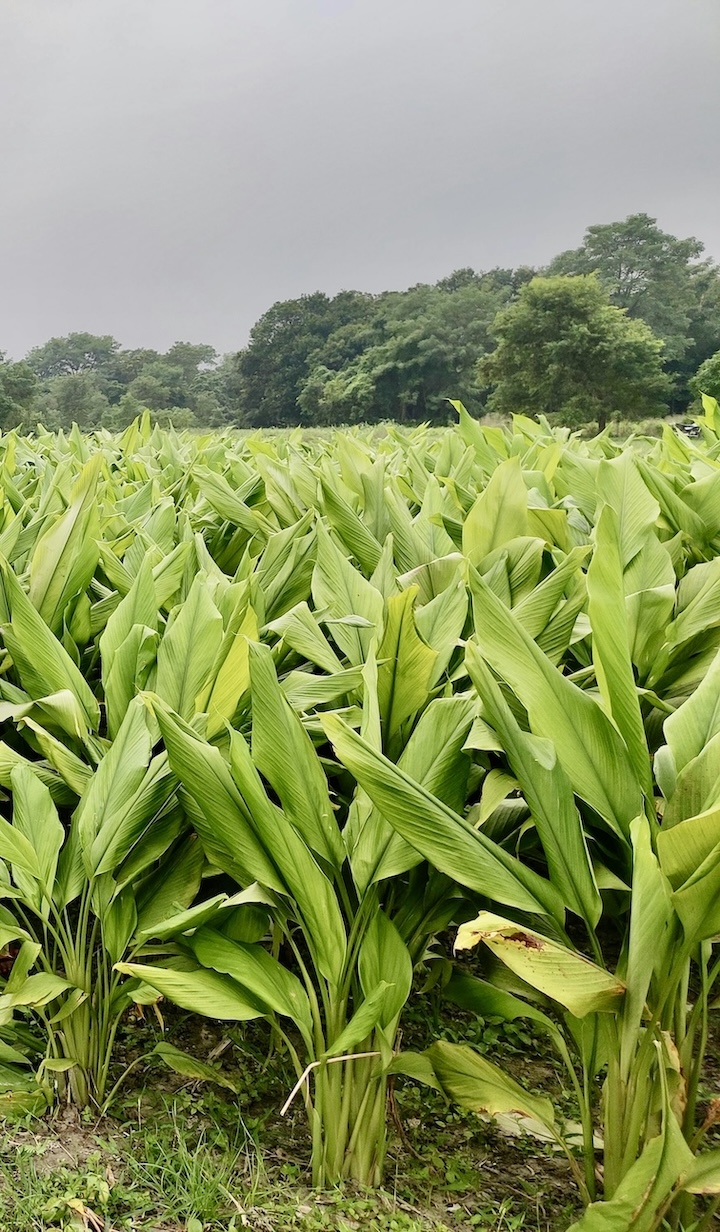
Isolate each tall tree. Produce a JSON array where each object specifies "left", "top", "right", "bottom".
[
  {"left": 163, "top": 341, "right": 217, "bottom": 381},
  {"left": 237, "top": 291, "right": 375, "bottom": 426},
  {"left": 480, "top": 275, "right": 671, "bottom": 431},
  {"left": 690, "top": 351, "right": 720, "bottom": 405},
  {"left": 0, "top": 355, "right": 37, "bottom": 428},
  {"left": 298, "top": 276, "right": 514, "bottom": 425},
  {"left": 25, "top": 333, "right": 121, "bottom": 379},
  {"left": 547, "top": 214, "right": 715, "bottom": 368},
  {"left": 34, "top": 372, "right": 111, "bottom": 430}
]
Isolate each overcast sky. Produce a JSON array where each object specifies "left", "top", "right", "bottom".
[{"left": 1, "top": 0, "right": 718, "bottom": 360}]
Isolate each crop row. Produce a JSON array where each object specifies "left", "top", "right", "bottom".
[{"left": 1, "top": 404, "right": 720, "bottom": 1228}]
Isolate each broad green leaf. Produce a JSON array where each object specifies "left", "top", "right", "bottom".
[
  {"left": 566, "top": 1114, "right": 692, "bottom": 1232},
  {"left": 462, "top": 458, "right": 528, "bottom": 566},
  {"left": 267, "top": 601, "right": 344, "bottom": 674},
  {"left": 312, "top": 522, "right": 384, "bottom": 664},
  {"left": 324, "top": 982, "right": 393, "bottom": 1057},
  {"left": 414, "top": 577, "right": 467, "bottom": 685},
  {"left": 29, "top": 453, "right": 102, "bottom": 633},
  {"left": 455, "top": 912, "right": 625, "bottom": 1017},
  {"left": 376, "top": 586, "right": 437, "bottom": 755},
  {"left": 595, "top": 452, "right": 659, "bottom": 566},
  {"left": 621, "top": 818, "right": 674, "bottom": 1061},
  {"left": 370, "top": 696, "right": 476, "bottom": 884},
  {"left": 115, "top": 962, "right": 264, "bottom": 1020},
  {"left": 586, "top": 506, "right": 653, "bottom": 800},
  {"left": 150, "top": 697, "right": 284, "bottom": 892},
  {"left": 134, "top": 834, "right": 205, "bottom": 935},
  {"left": 150, "top": 1042, "right": 238, "bottom": 1092},
  {"left": 323, "top": 712, "right": 563, "bottom": 917},
  {"left": 664, "top": 647, "right": 720, "bottom": 776},
  {"left": 466, "top": 645, "right": 601, "bottom": 927},
  {"left": 320, "top": 476, "right": 382, "bottom": 575},
  {"left": 189, "top": 927, "right": 313, "bottom": 1047},
  {"left": 681, "top": 1147, "right": 720, "bottom": 1194},
  {"left": 358, "top": 910, "right": 412, "bottom": 1032},
  {"left": 228, "top": 728, "right": 347, "bottom": 986},
  {"left": 249, "top": 642, "right": 343, "bottom": 866},
  {"left": 156, "top": 574, "right": 223, "bottom": 720},
  {"left": 424, "top": 1040, "right": 555, "bottom": 1130},
  {"left": 10, "top": 765, "right": 63, "bottom": 912},
  {"left": 77, "top": 698, "right": 153, "bottom": 872},
  {"left": 470, "top": 568, "right": 641, "bottom": 838},
  {"left": 196, "top": 592, "right": 257, "bottom": 736},
  {"left": 444, "top": 970, "right": 562, "bottom": 1043},
  {"left": 0, "top": 972, "right": 75, "bottom": 1010},
  {"left": 0, "top": 556, "right": 99, "bottom": 731}
]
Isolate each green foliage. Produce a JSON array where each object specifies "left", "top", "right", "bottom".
[
  {"left": 0, "top": 411, "right": 720, "bottom": 1226},
  {"left": 19, "top": 333, "right": 226, "bottom": 431},
  {"left": 547, "top": 213, "right": 716, "bottom": 364},
  {"left": 480, "top": 275, "right": 671, "bottom": 429},
  {"left": 237, "top": 290, "right": 376, "bottom": 427},
  {"left": 690, "top": 349, "right": 720, "bottom": 405},
  {"left": 0, "top": 357, "right": 37, "bottom": 429}
]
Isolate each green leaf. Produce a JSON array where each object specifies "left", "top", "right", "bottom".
[
  {"left": 462, "top": 458, "right": 528, "bottom": 566},
  {"left": 115, "top": 962, "right": 264, "bottom": 1020},
  {"left": 0, "top": 972, "right": 75, "bottom": 1010},
  {"left": 0, "top": 556, "right": 99, "bottom": 731},
  {"left": 188, "top": 927, "right": 314, "bottom": 1047},
  {"left": 423, "top": 1040, "right": 555, "bottom": 1130},
  {"left": 322, "top": 712, "right": 562, "bottom": 918},
  {"left": 466, "top": 644, "right": 601, "bottom": 928},
  {"left": 566, "top": 1115, "right": 692, "bottom": 1232},
  {"left": 470, "top": 567, "right": 641, "bottom": 838},
  {"left": 28, "top": 454, "right": 102, "bottom": 633},
  {"left": 228, "top": 729, "right": 348, "bottom": 987},
  {"left": 376, "top": 587, "right": 437, "bottom": 756},
  {"left": 134, "top": 834, "right": 205, "bottom": 935},
  {"left": 595, "top": 451, "right": 659, "bottom": 567},
  {"left": 10, "top": 764, "right": 64, "bottom": 912},
  {"left": 150, "top": 697, "right": 283, "bottom": 892},
  {"left": 455, "top": 912, "right": 625, "bottom": 1016},
  {"left": 586, "top": 505, "right": 653, "bottom": 800},
  {"left": 358, "top": 910, "right": 412, "bottom": 1032},
  {"left": 196, "top": 593, "right": 257, "bottom": 737},
  {"left": 664, "top": 648, "right": 720, "bottom": 777},
  {"left": 150, "top": 1042, "right": 238, "bottom": 1092},
  {"left": 249, "top": 642, "right": 343, "bottom": 866},
  {"left": 312, "top": 522, "right": 383, "bottom": 664},
  {"left": 681, "top": 1147, "right": 720, "bottom": 1194},
  {"left": 77, "top": 698, "right": 154, "bottom": 874},
  {"left": 156, "top": 575, "right": 223, "bottom": 720}
]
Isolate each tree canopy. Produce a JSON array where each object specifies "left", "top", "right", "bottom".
[
  {"left": 547, "top": 214, "right": 720, "bottom": 407},
  {"left": 690, "top": 350, "right": 720, "bottom": 406},
  {"left": 480, "top": 275, "right": 671, "bottom": 430},
  {"left": 4, "top": 213, "right": 719, "bottom": 431}
]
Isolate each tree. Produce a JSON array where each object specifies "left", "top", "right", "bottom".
[
  {"left": 237, "top": 291, "right": 376, "bottom": 426},
  {"left": 34, "top": 371, "right": 111, "bottom": 429},
  {"left": 480, "top": 275, "right": 671, "bottom": 431},
  {"left": 25, "top": 333, "right": 120, "bottom": 379},
  {"left": 689, "top": 350, "right": 720, "bottom": 405},
  {"left": 0, "top": 355, "right": 37, "bottom": 428},
  {"left": 298, "top": 276, "right": 514, "bottom": 425},
  {"left": 547, "top": 214, "right": 717, "bottom": 371},
  {"left": 128, "top": 362, "right": 186, "bottom": 411},
  {"left": 163, "top": 341, "right": 217, "bottom": 381}
]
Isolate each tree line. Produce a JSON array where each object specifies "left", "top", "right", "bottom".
[{"left": 2, "top": 213, "right": 720, "bottom": 432}]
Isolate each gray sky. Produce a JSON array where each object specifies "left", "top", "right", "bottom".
[{"left": 1, "top": 0, "right": 718, "bottom": 360}]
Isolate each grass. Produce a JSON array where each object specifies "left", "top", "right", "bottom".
[{"left": 0, "top": 1003, "right": 584, "bottom": 1231}]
